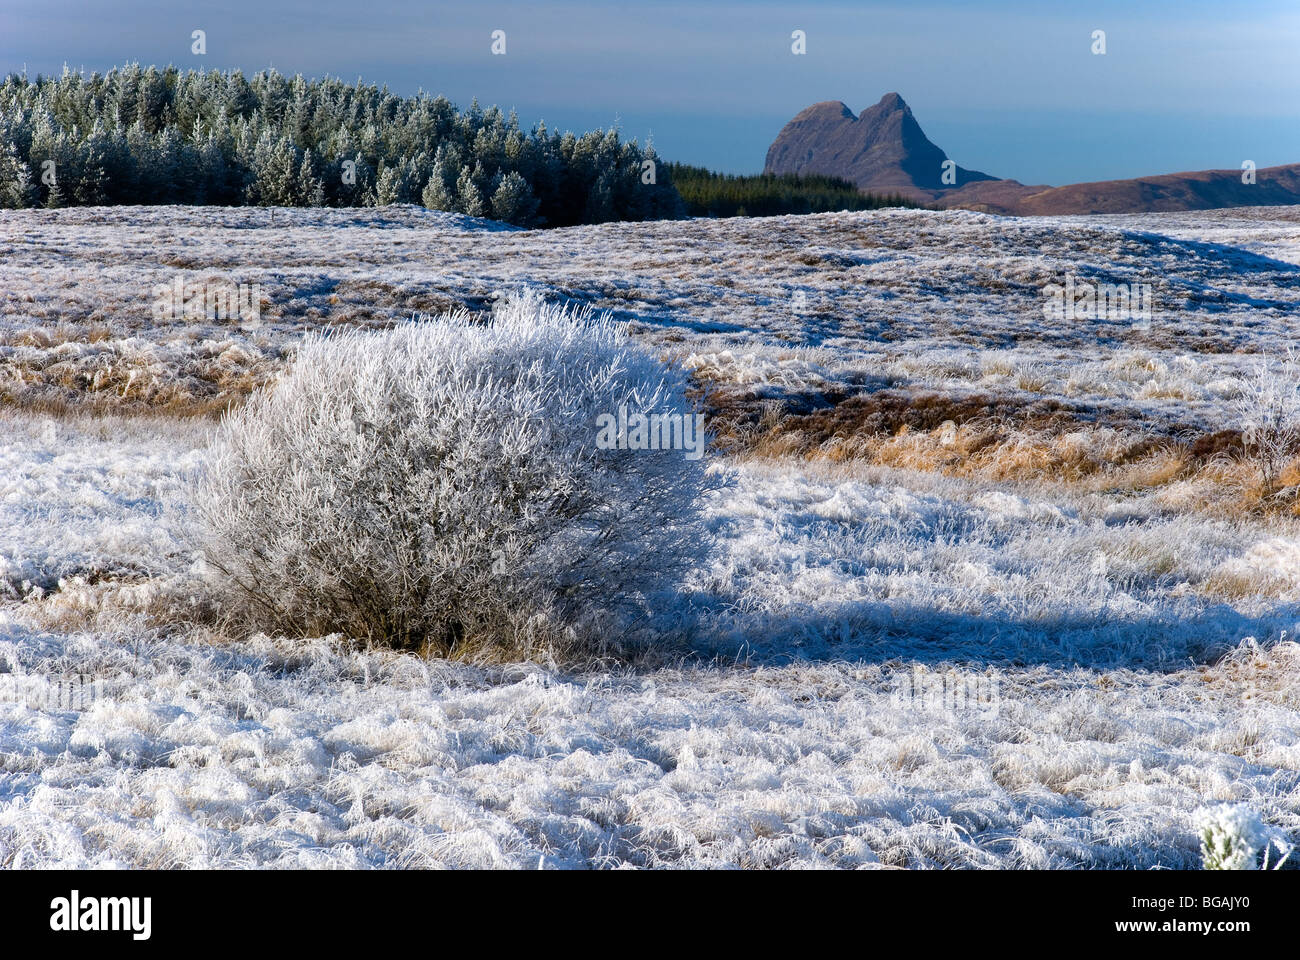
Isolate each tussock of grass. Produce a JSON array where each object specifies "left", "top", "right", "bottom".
[{"left": 0, "top": 339, "right": 278, "bottom": 417}]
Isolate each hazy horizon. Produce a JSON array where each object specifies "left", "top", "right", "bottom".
[{"left": 4, "top": 0, "right": 1299, "bottom": 186}]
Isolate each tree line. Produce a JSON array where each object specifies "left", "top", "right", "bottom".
[
  {"left": 0, "top": 65, "right": 683, "bottom": 226},
  {"left": 668, "top": 163, "right": 921, "bottom": 218}
]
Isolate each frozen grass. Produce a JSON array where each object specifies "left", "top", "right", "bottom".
[
  {"left": 10, "top": 412, "right": 1299, "bottom": 669},
  {"left": 3, "top": 408, "right": 1300, "bottom": 867},
  {"left": 2, "top": 205, "right": 1298, "bottom": 429},
  {"left": 3, "top": 205, "right": 1300, "bottom": 867},
  {"left": 2, "top": 622, "right": 1297, "bottom": 869},
  {"left": 0, "top": 410, "right": 203, "bottom": 602},
  {"left": 683, "top": 460, "right": 1300, "bottom": 668}
]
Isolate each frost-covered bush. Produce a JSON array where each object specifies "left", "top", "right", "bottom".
[{"left": 189, "top": 293, "right": 716, "bottom": 657}]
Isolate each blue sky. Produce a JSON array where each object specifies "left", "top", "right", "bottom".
[{"left": 4, "top": 0, "right": 1298, "bottom": 185}]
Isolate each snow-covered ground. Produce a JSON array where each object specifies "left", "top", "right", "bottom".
[{"left": 2, "top": 205, "right": 1299, "bottom": 868}]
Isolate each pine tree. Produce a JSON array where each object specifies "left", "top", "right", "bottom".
[
  {"left": 421, "top": 158, "right": 455, "bottom": 211},
  {"left": 0, "top": 139, "right": 40, "bottom": 208},
  {"left": 298, "top": 149, "right": 325, "bottom": 207},
  {"left": 135, "top": 66, "right": 172, "bottom": 134},
  {"left": 44, "top": 177, "right": 65, "bottom": 208},
  {"left": 584, "top": 166, "right": 617, "bottom": 224},
  {"left": 489, "top": 170, "right": 538, "bottom": 225},
  {"left": 333, "top": 151, "right": 371, "bottom": 207},
  {"left": 374, "top": 163, "right": 401, "bottom": 206},
  {"left": 152, "top": 127, "right": 188, "bottom": 202},
  {"left": 455, "top": 164, "right": 485, "bottom": 217},
  {"left": 75, "top": 123, "right": 110, "bottom": 205},
  {"left": 248, "top": 133, "right": 301, "bottom": 206}
]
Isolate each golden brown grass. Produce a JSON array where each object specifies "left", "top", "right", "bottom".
[
  {"left": 0, "top": 388, "right": 241, "bottom": 420},
  {"left": 2, "top": 321, "right": 117, "bottom": 348},
  {"left": 0, "top": 343, "right": 276, "bottom": 418},
  {"left": 700, "top": 379, "right": 1300, "bottom": 518}
]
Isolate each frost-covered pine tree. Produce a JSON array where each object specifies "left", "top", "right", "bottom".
[
  {"left": 248, "top": 132, "right": 301, "bottom": 206},
  {"left": 455, "top": 164, "right": 486, "bottom": 218},
  {"left": 584, "top": 166, "right": 617, "bottom": 223},
  {"left": 489, "top": 170, "right": 538, "bottom": 225},
  {"left": 330, "top": 150, "right": 371, "bottom": 207},
  {"left": 382, "top": 155, "right": 424, "bottom": 205},
  {"left": 421, "top": 161, "right": 455, "bottom": 211},
  {"left": 298, "top": 149, "right": 326, "bottom": 207},
  {"left": 153, "top": 126, "right": 190, "bottom": 202},
  {"left": 74, "top": 122, "right": 111, "bottom": 205},
  {"left": 43, "top": 176, "right": 65, "bottom": 208},
  {"left": 0, "top": 138, "right": 40, "bottom": 208},
  {"left": 196, "top": 132, "right": 234, "bottom": 205},
  {"left": 374, "top": 162, "right": 402, "bottom": 206}
]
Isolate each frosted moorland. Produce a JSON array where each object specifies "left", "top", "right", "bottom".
[{"left": 1, "top": 205, "right": 1299, "bottom": 868}]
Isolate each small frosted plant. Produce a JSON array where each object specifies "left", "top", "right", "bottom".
[
  {"left": 1231, "top": 354, "right": 1300, "bottom": 499},
  {"left": 1197, "top": 804, "right": 1291, "bottom": 870}
]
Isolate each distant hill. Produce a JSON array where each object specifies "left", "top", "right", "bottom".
[
  {"left": 764, "top": 93, "right": 1300, "bottom": 215},
  {"left": 764, "top": 94, "right": 997, "bottom": 199},
  {"left": 941, "top": 164, "right": 1300, "bottom": 216}
]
